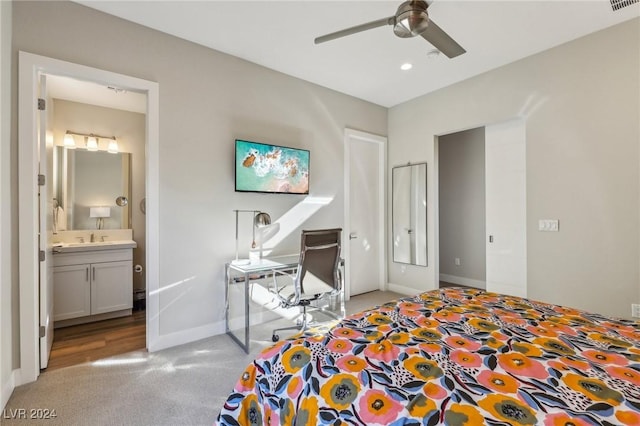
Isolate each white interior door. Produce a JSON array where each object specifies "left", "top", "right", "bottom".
[
  {"left": 345, "top": 129, "right": 385, "bottom": 296},
  {"left": 38, "top": 74, "right": 54, "bottom": 368},
  {"left": 485, "top": 119, "right": 527, "bottom": 297}
]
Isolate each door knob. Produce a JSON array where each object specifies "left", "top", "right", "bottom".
[{"left": 349, "top": 233, "right": 358, "bottom": 240}]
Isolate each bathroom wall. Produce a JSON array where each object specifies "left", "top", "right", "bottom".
[{"left": 53, "top": 99, "right": 146, "bottom": 291}]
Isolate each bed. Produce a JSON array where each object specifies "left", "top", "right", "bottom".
[{"left": 216, "top": 287, "right": 640, "bottom": 425}]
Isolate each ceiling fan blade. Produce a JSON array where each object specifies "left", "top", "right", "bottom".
[
  {"left": 315, "top": 16, "right": 394, "bottom": 44},
  {"left": 420, "top": 19, "right": 466, "bottom": 58}
]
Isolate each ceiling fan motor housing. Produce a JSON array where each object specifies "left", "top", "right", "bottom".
[{"left": 393, "top": 0, "right": 430, "bottom": 38}]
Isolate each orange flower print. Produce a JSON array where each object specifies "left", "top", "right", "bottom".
[
  {"left": 263, "top": 405, "right": 279, "bottom": 426},
  {"left": 548, "top": 356, "right": 589, "bottom": 372},
  {"left": 445, "top": 336, "right": 481, "bottom": 351},
  {"left": 616, "top": 410, "right": 640, "bottom": 425},
  {"left": 587, "top": 333, "right": 632, "bottom": 348},
  {"left": 562, "top": 373, "right": 623, "bottom": 406},
  {"left": 450, "top": 349, "right": 482, "bottom": 368},
  {"left": 432, "top": 310, "right": 462, "bottom": 322},
  {"left": 239, "top": 394, "right": 262, "bottom": 426},
  {"left": 444, "top": 403, "right": 485, "bottom": 426},
  {"left": 410, "top": 328, "right": 443, "bottom": 342},
  {"left": 538, "top": 321, "right": 577, "bottom": 336},
  {"left": 364, "top": 330, "right": 384, "bottom": 341},
  {"left": 280, "top": 399, "right": 294, "bottom": 426},
  {"left": 320, "top": 374, "right": 360, "bottom": 410},
  {"left": 389, "top": 332, "right": 411, "bottom": 345},
  {"left": 399, "top": 309, "right": 421, "bottom": 318},
  {"left": 281, "top": 346, "right": 311, "bottom": 373},
  {"left": 478, "top": 394, "right": 536, "bottom": 425},
  {"left": 419, "top": 343, "right": 442, "bottom": 354},
  {"left": 406, "top": 393, "right": 437, "bottom": 418},
  {"left": 468, "top": 318, "right": 500, "bottom": 332},
  {"left": 423, "top": 382, "right": 447, "bottom": 400},
  {"left": 236, "top": 363, "right": 257, "bottom": 392},
  {"left": 415, "top": 317, "right": 440, "bottom": 328},
  {"left": 327, "top": 339, "right": 353, "bottom": 354},
  {"left": 485, "top": 336, "right": 506, "bottom": 350},
  {"left": 399, "top": 301, "right": 422, "bottom": 310},
  {"left": 512, "top": 342, "right": 543, "bottom": 357},
  {"left": 332, "top": 327, "right": 363, "bottom": 339},
  {"left": 364, "top": 340, "right": 400, "bottom": 362},
  {"left": 544, "top": 412, "right": 592, "bottom": 426},
  {"left": 497, "top": 353, "right": 547, "bottom": 379},
  {"left": 404, "top": 357, "right": 443, "bottom": 381},
  {"left": 287, "top": 376, "right": 303, "bottom": 399},
  {"left": 335, "top": 355, "right": 367, "bottom": 373},
  {"left": 527, "top": 325, "right": 558, "bottom": 337},
  {"left": 296, "top": 396, "right": 319, "bottom": 426},
  {"left": 605, "top": 365, "right": 640, "bottom": 386},
  {"left": 367, "top": 313, "right": 393, "bottom": 326},
  {"left": 532, "top": 337, "right": 575, "bottom": 356},
  {"left": 358, "top": 389, "right": 403, "bottom": 424},
  {"left": 582, "top": 349, "right": 628, "bottom": 366},
  {"left": 477, "top": 370, "right": 519, "bottom": 394}
]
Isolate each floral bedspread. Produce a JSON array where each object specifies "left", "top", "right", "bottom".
[{"left": 216, "top": 288, "right": 640, "bottom": 426}]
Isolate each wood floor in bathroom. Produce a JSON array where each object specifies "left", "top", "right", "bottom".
[{"left": 45, "top": 310, "right": 146, "bottom": 371}]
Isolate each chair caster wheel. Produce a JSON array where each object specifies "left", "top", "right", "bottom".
[{"left": 272, "top": 335, "right": 279, "bottom": 342}]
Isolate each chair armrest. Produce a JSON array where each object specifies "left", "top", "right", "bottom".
[{"left": 271, "top": 269, "right": 297, "bottom": 302}]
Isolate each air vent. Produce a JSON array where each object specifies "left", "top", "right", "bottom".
[{"left": 610, "top": 0, "right": 638, "bottom": 11}]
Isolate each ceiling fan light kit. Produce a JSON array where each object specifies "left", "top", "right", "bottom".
[
  {"left": 314, "top": 0, "right": 466, "bottom": 59},
  {"left": 393, "top": 0, "right": 430, "bottom": 38}
]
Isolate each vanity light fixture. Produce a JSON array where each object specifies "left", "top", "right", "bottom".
[
  {"left": 65, "top": 130, "right": 118, "bottom": 153},
  {"left": 86, "top": 136, "right": 99, "bottom": 151},
  {"left": 63, "top": 132, "right": 77, "bottom": 149}
]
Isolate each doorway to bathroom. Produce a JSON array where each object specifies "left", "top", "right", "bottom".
[{"left": 18, "top": 52, "right": 160, "bottom": 383}]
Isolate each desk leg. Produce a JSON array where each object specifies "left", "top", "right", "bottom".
[{"left": 225, "top": 267, "right": 250, "bottom": 354}]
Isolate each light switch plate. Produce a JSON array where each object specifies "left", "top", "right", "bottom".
[
  {"left": 632, "top": 304, "right": 640, "bottom": 318},
  {"left": 539, "top": 219, "right": 559, "bottom": 232}
]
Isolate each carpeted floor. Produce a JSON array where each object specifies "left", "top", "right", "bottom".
[{"left": 3, "top": 290, "right": 405, "bottom": 426}]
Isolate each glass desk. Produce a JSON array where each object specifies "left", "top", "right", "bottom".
[{"left": 225, "top": 255, "right": 299, "bottom": 353}]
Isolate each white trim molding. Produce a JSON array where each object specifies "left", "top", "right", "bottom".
[
  {"left": 387, "top": 282, "right": 422, "bottom": 297},
  {"left": 439, "top": 273, "right": 486, "bottom": 289},
  {"left": 18, "top": 51, "right": 160, "bottom": 384}
]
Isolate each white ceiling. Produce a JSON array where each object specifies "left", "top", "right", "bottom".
[{"left": 74, "top": 0, "right": 638, "bottom": 108}]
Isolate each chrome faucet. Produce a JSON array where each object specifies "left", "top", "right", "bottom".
[{"left": 90, "top": 233, "right": 95, "bottom": 243}]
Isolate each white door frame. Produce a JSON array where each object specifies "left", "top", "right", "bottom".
[
  {"left": 343, "top": 128, "right": 386, "bottom": 299},
  {"left": 18, "top": 51, "right": 160, "bottom": 384}
]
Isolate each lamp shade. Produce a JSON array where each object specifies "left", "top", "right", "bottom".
[
  {"left": 63, "top": 133, "right": 76, "bottom": 149},
  {"left": 86, "top": 136, "right": 99, "bottom": 151},
  {"left": 107, "top": 139, "right": 119, "bottom": 154},
  {"left": 89, "top": 206, "right": 111, "bottom": 218}
]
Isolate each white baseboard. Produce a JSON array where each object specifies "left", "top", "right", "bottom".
[
  {"left": 439, "top": 274, "right": 486, "bottom": 289},
  {"left": 386, "top": 283, "right": 423, "bottom": 296},
  {"left": 1, "top": 369, "right": 16, "bottom": 410}
]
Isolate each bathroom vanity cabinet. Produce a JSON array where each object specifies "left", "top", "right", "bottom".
[{"left": 52, "top": 247, "right": 134, "bottom": 326}]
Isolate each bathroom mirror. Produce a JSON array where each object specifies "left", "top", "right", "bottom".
[
  {"left": 53, "top": 146, "right": 132, "bottom": 230},
  {"left": 392, "top": 162, "right": 427, "bottom": 266}
]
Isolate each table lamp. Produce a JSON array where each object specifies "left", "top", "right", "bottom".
[{"left": 232, "top": 210, "right": 271, "bottom": 265}]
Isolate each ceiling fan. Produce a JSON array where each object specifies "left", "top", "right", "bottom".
[{"left": 314, "top": 0, "right": 465, "bottom": 59}]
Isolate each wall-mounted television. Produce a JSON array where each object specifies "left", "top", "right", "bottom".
[{"left": 235, "top": 139, "right": 310, "bottom": 194}]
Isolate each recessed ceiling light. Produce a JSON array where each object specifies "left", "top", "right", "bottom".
[{"left": 400, "top": 63, "right": 413, "bottom": 71}]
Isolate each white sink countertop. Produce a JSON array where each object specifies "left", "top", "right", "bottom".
[{"left": 52, "top": 240, "right": 137, "bottom": 253}]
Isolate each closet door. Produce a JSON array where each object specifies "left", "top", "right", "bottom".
[{"left": 485, "top": 119, "right": 527, "bottom": 297}]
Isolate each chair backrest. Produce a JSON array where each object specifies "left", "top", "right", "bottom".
[{"left": 296, "top": 228, "right": 342, "bottom": 297}]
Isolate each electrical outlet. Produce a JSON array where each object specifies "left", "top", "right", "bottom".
[
  {"left": 539, "top": 219, "right": 559, "bottom": 232},
  {"left": 632, "top": 304, "right": 640, "bottom": 318},
  {"left": 454, "top": 258, "right": 461, "bottom": 266}
]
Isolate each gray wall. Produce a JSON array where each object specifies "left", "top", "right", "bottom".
[
  {"left": 53, "top": 100, "right": 146, "bottom": 290},
  {"left": 8, "top": 0, "right": 386, "bottom": 371},
  {"left": 389, "top": 18, "right": 640, "bottom": 319},
  {"left": 438, "top": 128, "right": 486, "bottom": 284}
]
